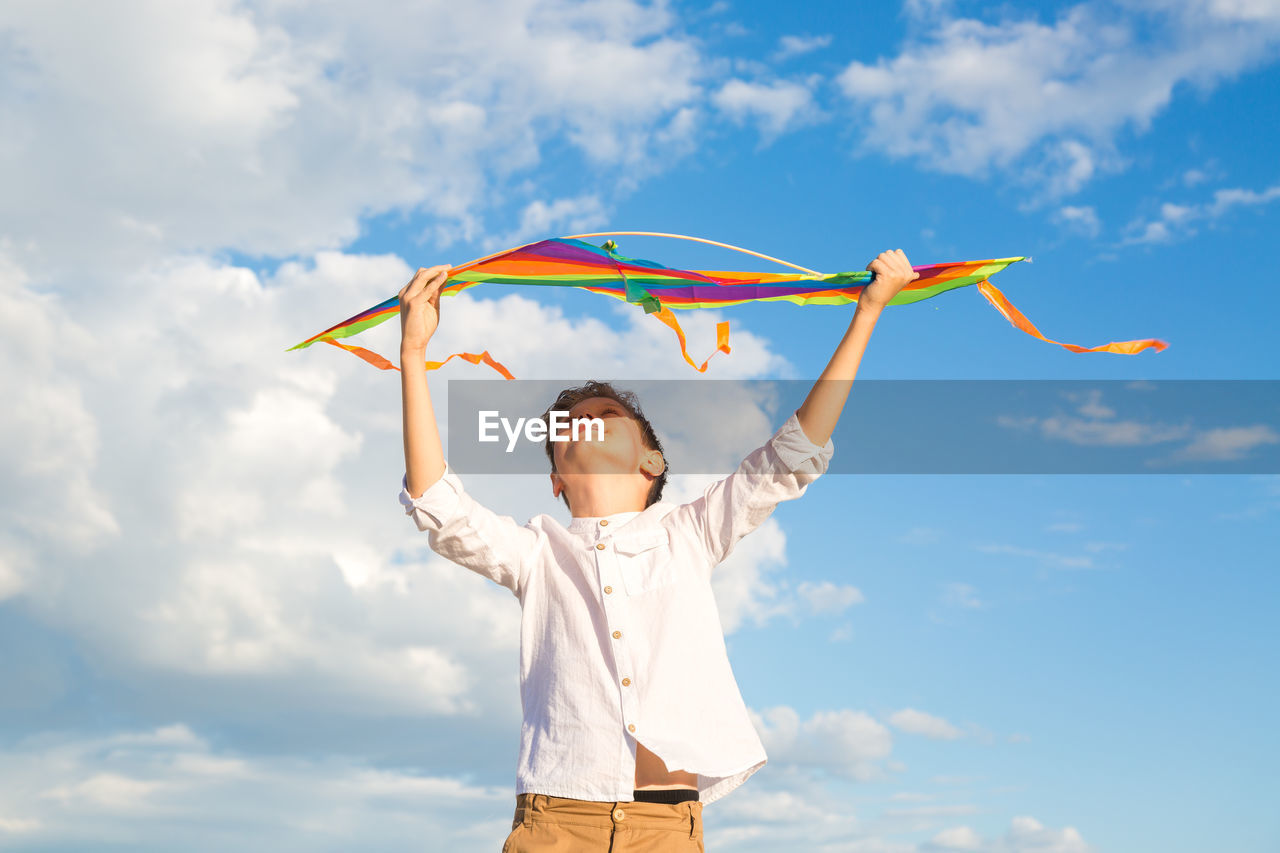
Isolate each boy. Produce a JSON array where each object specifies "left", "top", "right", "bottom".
[{"left": 398, "top": 250, "right": 919, "bottom": 851}]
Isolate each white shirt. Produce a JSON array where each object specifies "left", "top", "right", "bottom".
[{"left": 398, "top": 412, "right": 834, "bottom": 804}]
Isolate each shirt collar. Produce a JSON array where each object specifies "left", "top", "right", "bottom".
[{"left": 567, "top": 509, "right": 643, "bottom": 534}]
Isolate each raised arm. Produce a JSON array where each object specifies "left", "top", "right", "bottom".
[
  {"left": 795, "top": 249, "right": 918, "bottom": 446},
  {"left": 400, "top": 265, "right": 451, "bottom": 498}
]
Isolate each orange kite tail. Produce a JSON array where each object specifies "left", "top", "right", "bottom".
[
  {"left": 975, "top": 280, "right": 1168, "bottom": 355},
  {"left": 320, "top": 337, "right": 515, "bottom": 379},
  {"left": 651, "top": 308, "right": 731, "bottom": 372}
]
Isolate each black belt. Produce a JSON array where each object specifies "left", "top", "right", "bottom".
[{"left": 632, "top": 788, "right": 699, "bottom": 804}]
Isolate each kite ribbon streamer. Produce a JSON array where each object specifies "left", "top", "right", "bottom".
[
  {"left": 651, "top": 308, "right": 731, "bottom": 373},
  {"left": 975, "top": 280, "right": 1168, "bottom": 355},
  {"left": 321, "top": 337, "right": 515, "bottom": 379},
  {"left": 290, "top": 232, "right": 1167, "bottom": 377}
]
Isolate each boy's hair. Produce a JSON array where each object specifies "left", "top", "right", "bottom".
[{"left": 541, "top": 380, "right": 668, "bottom": 510}]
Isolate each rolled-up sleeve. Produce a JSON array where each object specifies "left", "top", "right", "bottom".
[
  {"left": 766, "top": 411, "right": 835, "bottom": 481},
  {"left": 398, "top": 464, "right": 539, "bottom": 596},
  {"left": 682, "top": 411, "right": 834, "bottom": 566}
]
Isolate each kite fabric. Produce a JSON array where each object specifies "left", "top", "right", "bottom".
[{"left": 289, "top": 233, "right": 1168, "bottom": 377}]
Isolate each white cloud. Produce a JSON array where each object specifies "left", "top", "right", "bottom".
[
  {"left": 900, "top": 526, "right": 943, "bottom": 545},
  {"left": 0, "top": 0, "right": 708, "bottom": 275},
  {"left": 1208, "top": 183, "right": 1280, "bottom": 215},
  {"left": 941, "top": 582, "right": 983, "bottom": 609},
  {"left": 1182, "top": 168, "right": 1210, "bottom": 186},
  {"left": 773, "top": 34, "right": 833, "bottom": 61},
  {"left": 707, "top": 528, "right": 869, "bottom": 633},
  {"left": 996, "top": 386, "right": 1278, "bottom": 468},
  {"left": 1123, "top": 181, "right": 1280, "bottom": 244},
  {"left": 1124, "top": 219, "right": 1174, "bottom": 244},
  {"left": 835, "top": 3, "right": 1280, "bottom": 197},
  {"left": 1082, "top": 541, "right": 1129, "bottom": 553},
  {"left": 1053, "top": 205, "right": 1101, "bottom": 237},
  {"left": 888, "top": 708, "right": 963, "bottom": 740},
  {"left": 712, "top": 518, "right": 791, "bottom": 633},
  {"left": 996, "top": 388, "right": 1191, "bottom": 448},
  {"left": 1167, "top": 425, "right": 1280, "bottom": 462},
  {"left": 483, "top": 195, "right": 609, "bottom": 250},
  {"left": 1037, "top": 414, "right": 1190, "bottom": 446},
  {"left": 0, "top": 723, "right": 511, "bottom": 852},
  {"left": 888, "top": 804, "right": 978, "bottom": 819},
  {"left": 930, "top": 825, "right": 983, "bottom": 849},
  {"left": 750, "top": 705, "right": 894, "bottom": 780},
  {"left": 796, "top": 579, "right": 865, "bottom": 614},
  {"left": 1067, "top": 389, "right": 1115, "bottom": 420},
  {"left": 1002, "top": 815, "right": 1094, "bottom": 852},
  {"left": 0, "top": 251, "right": 120, "bottom": 599},
  {"left": 1046, "top": 521, "right": 1083, "bottom": 533},
  {"left": 712, "top": 77, "right": 823, "bottom": 140},
  {"left": 997, "top": 412, "right": 1190, "bottom": 447},
  {"left": 925, "top": 816, "right": 1095, "bottom": 852},
  {"left": 977, "top": 543, "right": 1094, "bottom": 569},
  {"left": 0, "top": 236, "right": 796, "bottom": 728}
]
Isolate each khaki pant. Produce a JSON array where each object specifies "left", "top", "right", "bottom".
[{"left": 501, "top": 793, "right": 705, "bottom": 852}]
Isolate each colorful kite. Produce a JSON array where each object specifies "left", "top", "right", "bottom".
[{"left": 289, "top": 232, "right": 1167, "bottom": 377}]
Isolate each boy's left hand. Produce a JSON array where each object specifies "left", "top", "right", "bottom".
[{"left": 861, "top": 249, "right": 920, "bottom": 309}]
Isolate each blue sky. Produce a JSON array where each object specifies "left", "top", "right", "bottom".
[{"left": 1, "top": 1, "right": 1278, "bottom": 851}]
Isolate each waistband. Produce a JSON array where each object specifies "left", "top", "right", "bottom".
[
  {"left": 633, "top": 788, "right": 699, "bottom": 804},
  {"left": 514, "top": 792, "right": 702, "bottom": 837}
]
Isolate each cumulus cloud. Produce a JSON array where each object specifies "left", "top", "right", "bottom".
[
  {"left": 1165, "top": 425, "right": 1280, "bottom": 462},
  {"left": 977, "top": 542, "right": 1095, "bottom": 570},
  {"left": 1123, "top": 181, "right": 1280, "bottom": 245},
  {"left": 773, "top": 34, "right": 833, "bottom": 61},
  {"left": 0, "top": 255, "right": 120, "bottom": 567},
  {"left": 1053, "top": 205, "right": 1101, "bottom": 237},
  {"left": 706, "top": 523, "right": 868, "bottom": 634},
  {"left": 712, "top": 77, "right": 823, "bottom": 141},
  {"left": 711, "top": 518, "right": 792, "bottom": 633},
  {"left": 796, "top": 579, "right": 865, "bottom": 614},
  {"left": 0, "top": 4, "right": 1137, "bottom": 849},
  {"left": 941, "top": 582, "right": 984, "bottom": 609},
  {"left": 483, "top": 194, "right": 609, "bottom": 250},
  {"left": 0, "top": 723, "right": 511, "bottom": 852},
  {"left": 888, "top": 708, "right": 963, "bottom": 740},
  {"left": 835, "top": 2, "right": 1280, "bottom": 197},
  {"left": 0, "top": 0, "right": 708, "bottom": 275},
  {"left": 751, "top": 705, "right": 894, "bottom": 780},
  {"left": 995, "top": 385, "right": 1278, "bottom": 468},
  {"left": 925, "top": 815, "right": 1095, "bottom": 852},
  {"left": 0, "top": 229, "right": 801, "bottom": 782}
]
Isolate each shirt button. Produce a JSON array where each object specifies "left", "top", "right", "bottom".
[
  {"left": 627, "top": 724, "right": 636, "bottom": 733},
  {"left": 612, "top": 631, "right": 622, "bottom": 639},
  {"left": 613, "top": 808, "right": 625, "bottom": 821},
  {"left": 600, "top": 519, "right": 609, "bottom": 527},
  {"left": 603, "top": 586, "right": 613, "bottom": 595},
  {"left": 595, "top": 543, "right": 606, "bottom": 551},
  {"left": 621, "top": 678, "right": 631, "bottom": 686}
]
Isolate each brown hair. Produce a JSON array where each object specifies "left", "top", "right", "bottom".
[{"left": 541, "top": 380, "right": 667, "bottom": 510}]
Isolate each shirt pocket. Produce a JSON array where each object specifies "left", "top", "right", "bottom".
[{"left": 615, "top": 528, "right": 677, "bottom": 595}]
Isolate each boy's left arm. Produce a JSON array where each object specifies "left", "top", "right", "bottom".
[
  {"left": 795, "top": 248, "right": 918, "bottom": 446},
  {"left": 674, "top": 249, "right": 918, "bottom": 567}
]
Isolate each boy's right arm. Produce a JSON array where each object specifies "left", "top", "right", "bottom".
[
  {"left": 400, "top": 266, "right": 449, "bottom": 499},
  {"left": 398, "top": 266, "right": 536, "bottom": 594}
]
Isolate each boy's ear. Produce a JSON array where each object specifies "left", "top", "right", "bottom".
[
  {"left": 550, "top": 472, "right": 564, "bottom": 498},
  {"left": 640, "top": 449, "right": 665, "bottom": 478}
]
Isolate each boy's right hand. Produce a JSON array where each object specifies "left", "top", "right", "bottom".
[{"left": 399, "top": 265, "right": 451, "bottom": 354}]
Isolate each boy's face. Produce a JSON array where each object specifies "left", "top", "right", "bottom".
[{"left": 550, "top": 396, "right": 664, "bottom": 503}]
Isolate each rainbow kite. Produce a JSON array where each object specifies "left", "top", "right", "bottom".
[{"left": 289, "top": 232, "right": 1167, "bottom": 377}]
